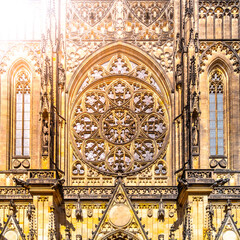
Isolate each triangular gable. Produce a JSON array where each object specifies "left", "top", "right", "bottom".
[
  {"left": 0, "top": 215, "right": 26, "bottom": 240},
  {"left": 92, "top": 179, "right": 148, "bottom": 240},
  {"left": 215, "top": 202, "right": 240, "bottom": 240}
]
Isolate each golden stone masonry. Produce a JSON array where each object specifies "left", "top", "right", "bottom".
[{"left": 0, "top": 0, "right": 239, "bottom": 239}]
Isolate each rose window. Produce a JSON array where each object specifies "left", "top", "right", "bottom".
[
  {"left": 71, "top": 77, "right": 169, "bottom": 175},
  {"left": 102, "top": 108, "right": 138, "bottom": 144}
]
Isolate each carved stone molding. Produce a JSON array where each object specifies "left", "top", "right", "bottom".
[
  {"left": 63, "top": 186, "right": 178, "bottom": 200},
  {"left": 71, "top": 76, "right": 169, "bottom": 176},
  {"left": 199, "top": 41, "right": 240, "bottom": 73},
  {"left": 28, "top": 170, "right": 56, "bottom": 179},
  {"left": 0, "top": 43, "right": 41, "bottom": 74},
  {"left": 185, "top": 170, "right": 213, "bottom": 179},
  {"left": 210, "top": 187, "right": 240, "bottom": 199},
  {"left": 0, "top": 187, "right": 31, "bottom": 199}
]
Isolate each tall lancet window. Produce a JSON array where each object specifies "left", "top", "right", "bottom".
[
  {"left": 15, "top": 71, "right": 31, "bottom": 156},
  {"left": 209, "top": 70, "right": 224, "bottom": 156}
]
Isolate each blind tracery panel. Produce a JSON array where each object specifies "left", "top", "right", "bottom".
[
  {"left": 15, "top": 71, "right": 31, "bottom": 156},
  {"left": 209, "top": 70, "right": 224, "bottom": 156},
  {"left": 71, "top": 77, "right": 169, "bottom": 176}
]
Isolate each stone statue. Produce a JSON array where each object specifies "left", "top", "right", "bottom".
[
  {"left": 192, "top": 124, "right": 198, "bottom": 146},
  {"left": 42, "top": 119, "right": 49, "bottom": 147}
]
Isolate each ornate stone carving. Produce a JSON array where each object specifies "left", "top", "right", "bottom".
[
  {"left": 28, "top": 204, "right": 36, "bottom": 240},
  {"left": 0, "top": 200, "right": 26, "bottom": 240},
  {"left": 186, "top": 170, "right": 212, "bottom": 179},
  {"left": 29, "top": 170, "right": 56, "bottom": 179},
  {"left": 210, "top": 156, "right": 227, "bottom": 169},
  {"left": 157, "top": 194, "right": 165, "bottom": 221},
  {"left": 210, "top": 187, "right": 240, "bottom": 197},
  {"left": 215, "top": 200, "right": 240, "bottom": 240},
  {"left": 147, "top": 208, "right": 153, "bottom": 218},
  {"left": 58, "top": 63, "right": 66, "bottom": 89},
  {"left": 205, "top": 203, "right": 216, "bottom": 239},
  {"left": 37, "top": 196, "right": 48, "bottom": 202},
  {"left": 72, "top": 161, "right": 85, "bottom": 176},
  {"left": 75, "top": 194, "right": 83, "bottom": 221},
  {"left": 40, "top": 56, "right": 53, "bottom": 158},
  {"left": 0, "top": 43, "right": 40, "bottom": 74},
  {"left": 199, "top": 41, "right": 240, "bottom": 73},
  {"left": 87, "top": 208, "right": 93, "bottom": 218},
  {"left": 183, "top": 204, "right": 193, "bottom": 240},
  {"left": 63, "top": 186, "right": 178, "bottom": 199},
  {"left": 76, "top": 54, "right": 164, "bottom": 95},
  {"left": 66, "top": 0, "right": 174, "bottom": 74},
  {"left": 212, "top": 178, "right": 230, "bottom": 187},
  {"left": 71, "top": 77, "right": 169, "bottom": 175},
  {"left": 0, "top": 187, "right": 31, "bottom": 199},
  {"left": 199, "top": 0, "right": 239, "bottom": 40},
  {"left": 48, "top": 205, "right": 57, "bottom": 240},
  {"left": 92, "top": 181, "right": 148, "bottom": 240}
]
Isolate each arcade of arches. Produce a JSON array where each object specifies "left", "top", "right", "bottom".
[{"left": 0, "top": 0, "right": 240, "bottom": 239}]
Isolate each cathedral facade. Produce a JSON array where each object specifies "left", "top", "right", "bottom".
[{"left": 0, "top": 0, "right": 239, "bottom": 239}]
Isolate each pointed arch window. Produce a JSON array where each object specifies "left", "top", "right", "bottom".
[
  {"left": 209, "top": 69, "right": 224, "bottom": 156},
  {"left": 15, "top": 70, "right": 31, "bottom": 156}
]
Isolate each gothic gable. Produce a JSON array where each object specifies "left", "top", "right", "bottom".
[
  {"left": 92, "top": 180, "right": 148, "bottom": 240},
  {"left": 215, "top": 201, "right": 240, "bottom": 240},
  {"left": 0, "top": 204, "right": 26, "bottom": 240}
]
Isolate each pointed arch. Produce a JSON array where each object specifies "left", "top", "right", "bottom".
[
  {"left": 199, "top": 55, "right": 240, "bottom": 169},
  {"left": 208, "top": 68, "right": 225, "bottom": 156},
  {"left": 67, "top": 41, "right": 172, "bottom": 180},
  {"left": 7, "top": 59, "right": 34, "bottom": 169},
  {"left": 67, "top": 41, "right": 173, "bottom": 106},
  {"left": 199, "top": 42, "right": 240, "bottom": 74},
  {"left": 0, "top": 44, "right": 40, "bottom": 74}
]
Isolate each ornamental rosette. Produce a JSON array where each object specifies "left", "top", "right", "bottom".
[{"left": 71, "top": 77, "right": 169, "bottom": 175}]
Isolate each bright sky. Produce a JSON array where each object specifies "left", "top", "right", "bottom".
[{"left": 0, "top": 0, "right": 42, "bottom": 40}]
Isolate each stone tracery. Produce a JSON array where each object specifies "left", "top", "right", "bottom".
[
  {"left": 0, "top": 0, "right": 240, "bottom": 239},
  {"left": 71, "top": 76, "right": 169, "bottom": 175},
  {"left": 66, "top": 0, "right": 174, "bottom": 74}
]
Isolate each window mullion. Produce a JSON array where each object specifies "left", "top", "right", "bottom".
[
  {"left": 22, "top": 89, "right": 25, "bottom": 156},
  {"left": 15, "top": 71, "right": 30, "bottom": 157},
  {"left": 215, "top": 87, "right": 218, "bottom": 155}
]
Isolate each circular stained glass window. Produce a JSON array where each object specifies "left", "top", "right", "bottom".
[{"left": 71, "top": 77, "right": 169, "bottom": 175}]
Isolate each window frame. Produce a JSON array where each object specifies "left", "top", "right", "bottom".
[
  {"left": 12, "top": 67, "right": 32, "bottom": 159},
  {"left": 208, "top": 67, "right": 228, "bottom": 158}
]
